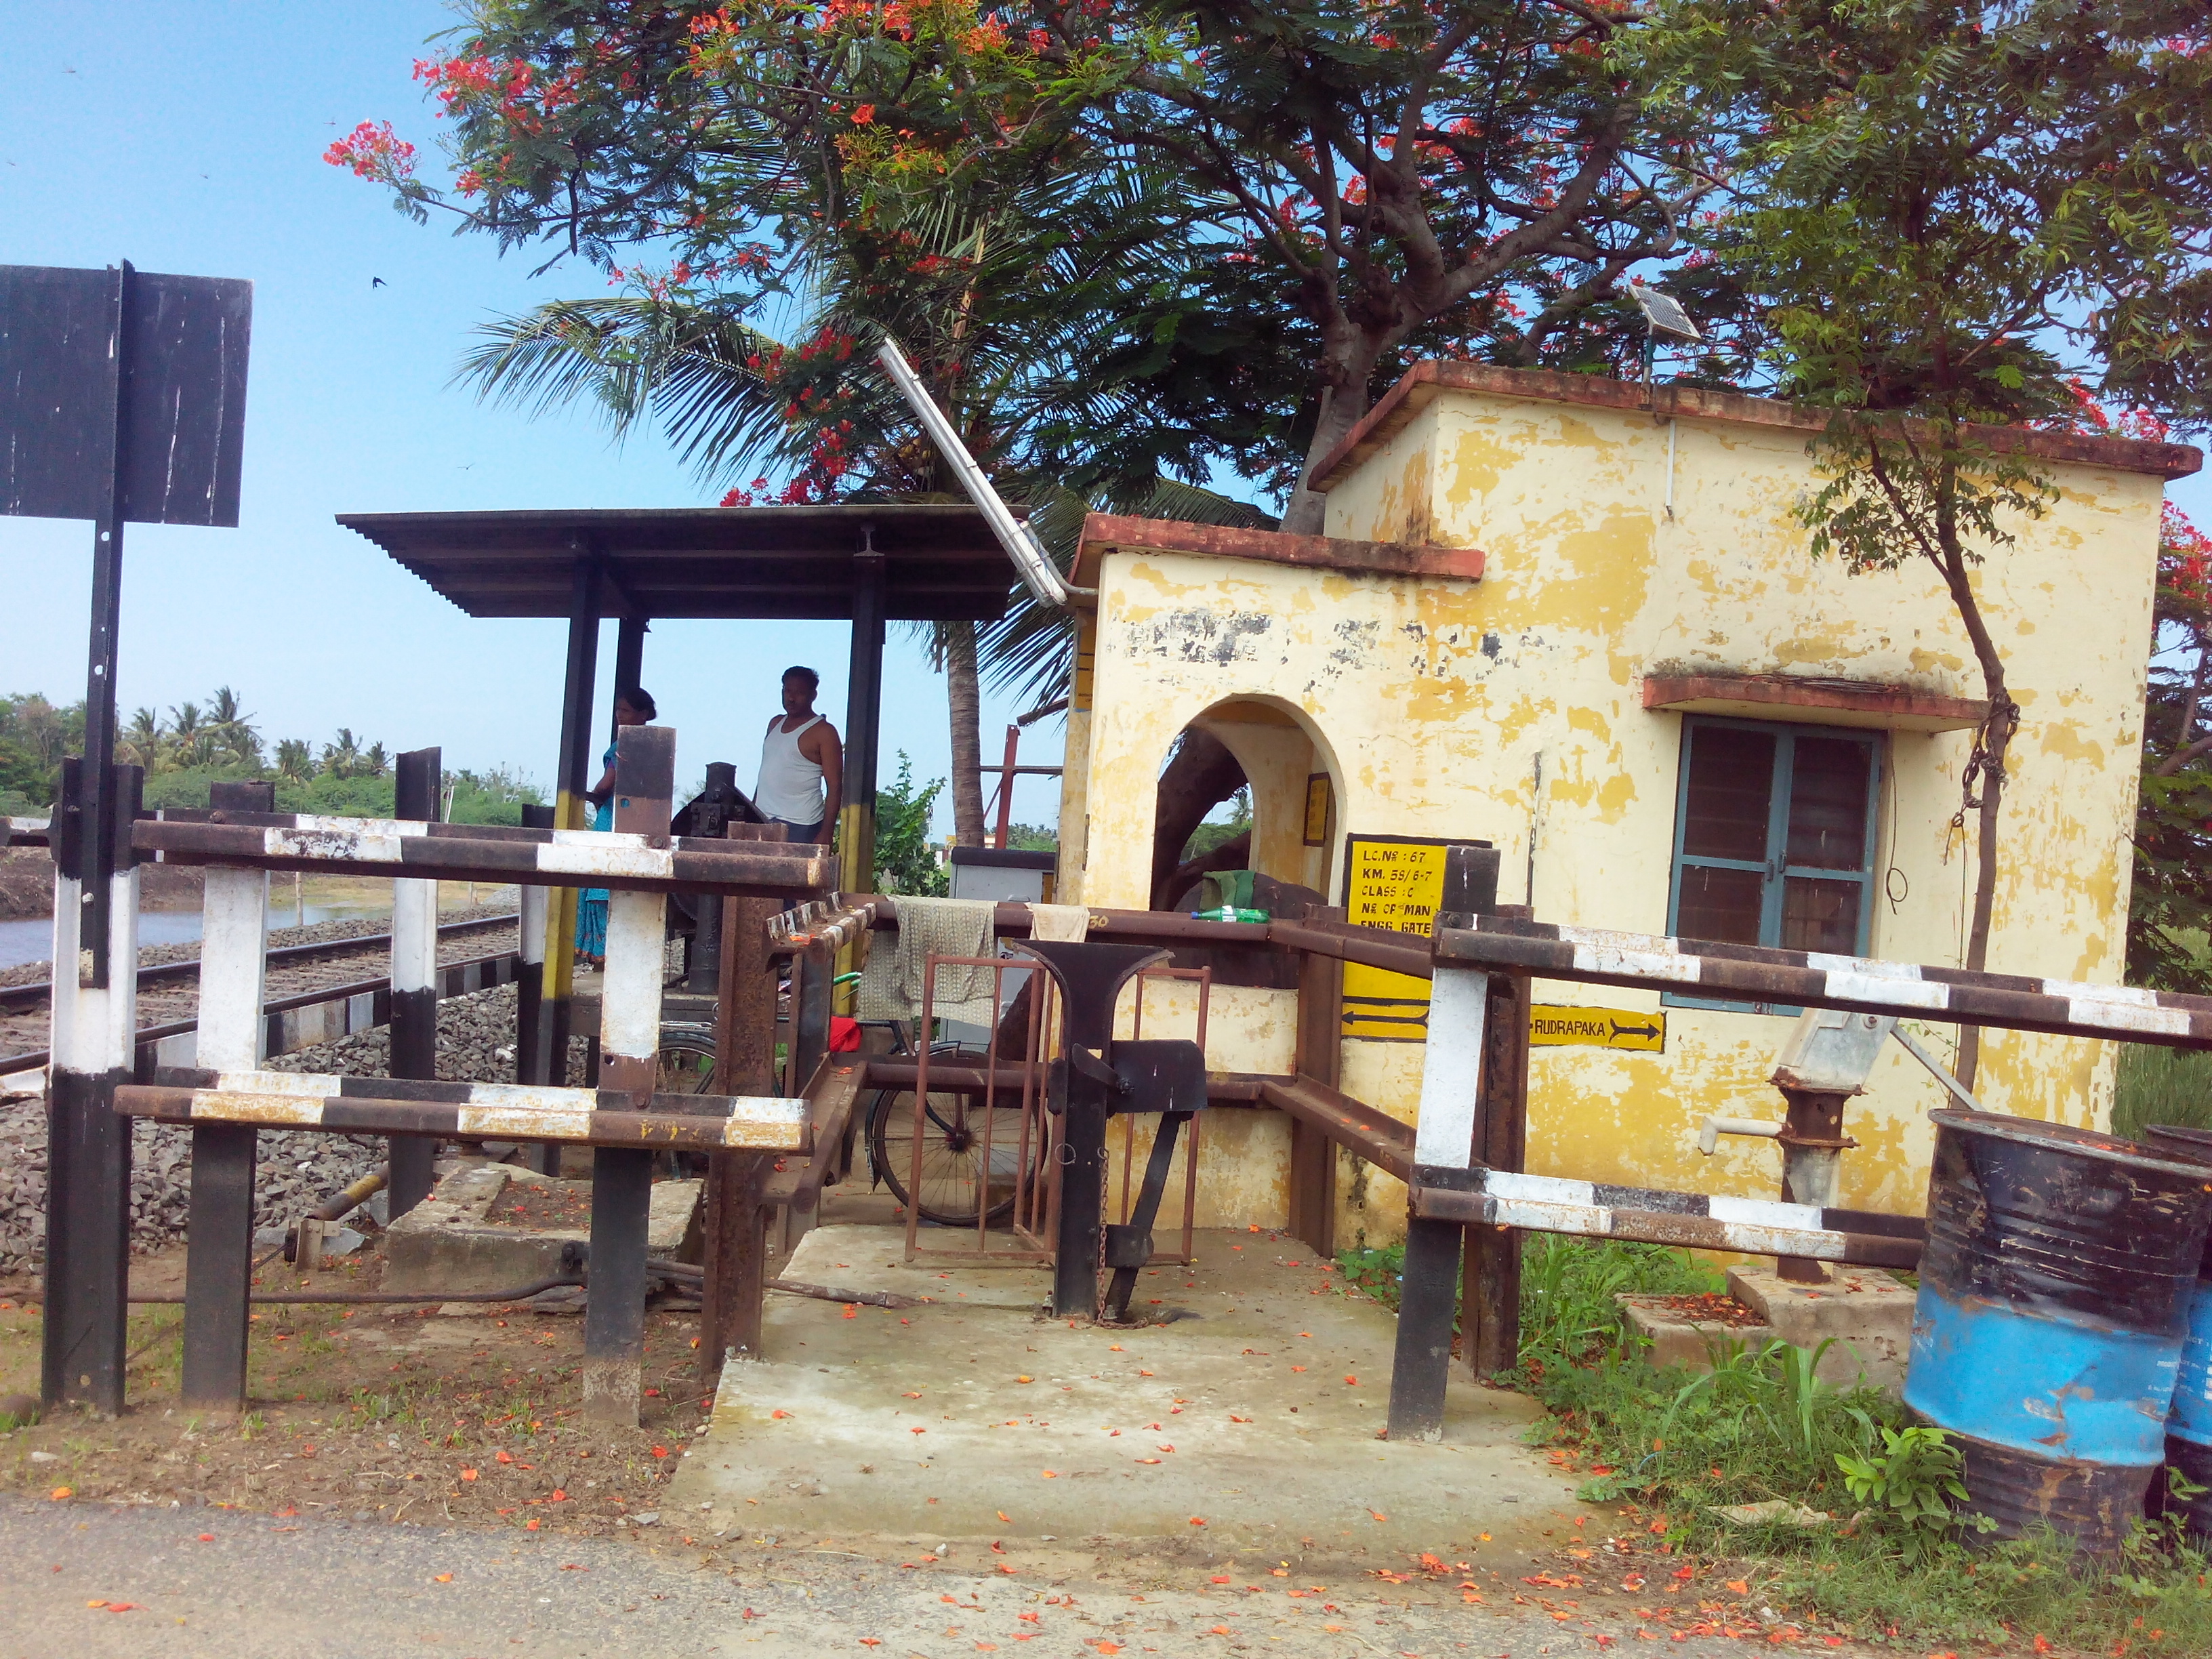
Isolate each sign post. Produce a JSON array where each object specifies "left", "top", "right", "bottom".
[{"left": 2, "top": 261, "right": 251, "bottom": 1411}]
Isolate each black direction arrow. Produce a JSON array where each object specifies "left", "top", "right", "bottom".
[{"left": 1609, "top": 1019, "right": 1662, "bottom": 1042}]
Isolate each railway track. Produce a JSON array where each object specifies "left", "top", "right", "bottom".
[{"left": 0, "top": 912, "right": 521, "bottom": 1077}]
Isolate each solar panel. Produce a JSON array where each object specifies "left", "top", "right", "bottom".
[{"left": 1628, "top": 282, "right": 1701, "bottom": 342}]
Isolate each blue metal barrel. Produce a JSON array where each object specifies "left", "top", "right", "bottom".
[
  {"left": 1907, "top": 1109, "right": 2212, "bottom": 1553},
  {"left": 2139, "top": 1122, "right": 2212, "bottom": 1537}
]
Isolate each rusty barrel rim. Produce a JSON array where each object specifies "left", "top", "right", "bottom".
[
  {"left": 2143, "top": 1122, "right": 2212, "bottom": 1170},
  {"left": 1930, "top": 1109, "right": 2212, "bottom": 1185},
  {"left": 1922, "top": 1109, "right": 2212, "bottom": 1324}
]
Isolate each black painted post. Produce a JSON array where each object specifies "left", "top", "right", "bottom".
[
  {"left": 387, "top": 747, "right": 441, "bottom": 1218},
  {"left": 1387, "top": 844, "right": 1499, "bottom": 1443},
  {"left": 546, "top": 551, "right": 602, "bottom": 1099},
  {"left": 1467, "top": 905, "right": 1532, "bottom": 1375},
  {"left": 42, "top": 760, "right": 143, "bottom": 1412},
  {"left": 42, "top": 262, "right": 140, "bottom": 1414}
]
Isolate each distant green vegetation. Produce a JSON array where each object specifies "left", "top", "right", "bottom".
[
  {"left": 0, "top": 687, "right": 541, "bottom": 823},
  {"left": 2112, "top": 1042, "right": 2212, "bottom": 1140}
]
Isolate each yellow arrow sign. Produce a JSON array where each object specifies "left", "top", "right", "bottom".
[{"left": 1530, "top": 1004, "right": 1666, "bottom": 1052}]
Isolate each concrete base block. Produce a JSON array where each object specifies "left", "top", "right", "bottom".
[
  {"left": 1618, "top": 1296, "right": 1774, "bottom": 1372},
  {"left": 1725, "top": 1264, "right": 1914, "bottom": 1393},
  {"left": 384, "top": 1162, "right": 701, "bottom": 1295}
]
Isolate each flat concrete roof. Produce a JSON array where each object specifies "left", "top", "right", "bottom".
[
  {"left": 337, "top": 504, "right": 1024, "bottom": 622},
  {"left": 1309, "top": 362, "right": 2205, "bottom": 492}
]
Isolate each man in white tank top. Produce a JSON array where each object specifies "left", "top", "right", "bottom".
[{"left": 755, "top": 665, "right": 842, "bottom": 844}]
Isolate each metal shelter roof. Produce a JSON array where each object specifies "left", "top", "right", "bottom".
[{"left": 336, "top": 504, "right": 1023, "bottom": 621}]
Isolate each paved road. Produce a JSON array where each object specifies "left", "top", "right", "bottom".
[{"left": 0, "top": 1498, "right": 1877, "bottom": 1658}]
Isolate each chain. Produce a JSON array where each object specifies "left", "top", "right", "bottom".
[{"left": 1946, "top": 697, "right": 2022, "bottom": 842}]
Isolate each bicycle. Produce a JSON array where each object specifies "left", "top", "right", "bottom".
[{"left": 861, "top": 1025, "right": 1046, "bottom": 1229}]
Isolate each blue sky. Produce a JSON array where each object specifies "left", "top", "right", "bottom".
[
  {"left": 0, "top": 3, "right": 1065, "bottom": 829},
  {"left": 3, "top": 5, "right": 2207, "bottom": 827}
]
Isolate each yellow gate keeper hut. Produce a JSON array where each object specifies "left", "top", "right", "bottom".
[{"left": 1053, "top": 361, "right": 2202, "bottom": 1248}]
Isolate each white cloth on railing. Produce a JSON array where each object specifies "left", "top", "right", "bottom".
[
  {"left": 858, "top": 897, "right": 1000, "bottom": 1026},
  {"left": 1026, "top": 902, "right": 1089, "bottom": 943}
]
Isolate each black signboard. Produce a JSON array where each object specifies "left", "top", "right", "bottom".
[{"left": 0, "top": 262, "right": 251, "bottom": 527}]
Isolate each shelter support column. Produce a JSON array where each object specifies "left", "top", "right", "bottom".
[
  {"left": 840, "top": 549, "right": 886, "bottom": 897},
  {"left": 1387, "top": 844, "right": 1498, "bottom": 1443},
  {"left": 541, "top": 552, "right": 602, "bottom": 1157}
]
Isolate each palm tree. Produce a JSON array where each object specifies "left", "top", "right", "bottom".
[
  {"left": 207, "top": 685, "right": 259, "bottom": 765},
  {"left": 459, "top": 155, "right": 1252, "bottom": 844},
  {"left": 322, "top": 729, "right": 362, "bottom": 779},
  {"left": 121, "top": 706, "right": 166, "bottom": 772},
  {"left": 274, "top": 738, "right": 313, "bottom": 783},
  {"left": 361, "top": 741, "right": 391, "bottom": 777}
]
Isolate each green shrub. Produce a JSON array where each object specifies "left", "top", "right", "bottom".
[{"left": 2112, "top": 1041, "right": 2212, "bottom": 1139}]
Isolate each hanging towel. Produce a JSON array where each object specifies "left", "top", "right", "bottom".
[
  {"left": 1026, "top": 902, "right": 1090, "bottom": 943},
  {"left": 858, "top": 895, "right": 1000, "bottom": 1026}
]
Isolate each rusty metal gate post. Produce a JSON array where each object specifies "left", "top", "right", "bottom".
[
  {"left": 1388, "top": 845, "right": 1499, "bottom": 1442},
  {"left": 1465, "top": 904, "right": 1532, "bottom": 1376},
  {"left": 702, "top": 820, "right": 786, "bottom": 1382}
]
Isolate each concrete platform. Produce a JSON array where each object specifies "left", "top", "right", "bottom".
[
  {"left": 384, "top": 1161, "right": 702, "bottom": 1294},
  {"left": 670, "top": 1224, "right": 1602, "bottom": 1569}
]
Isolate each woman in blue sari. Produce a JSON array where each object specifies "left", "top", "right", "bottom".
[{"left": 575, "top": 686, "right": 655, "bottom": 967}]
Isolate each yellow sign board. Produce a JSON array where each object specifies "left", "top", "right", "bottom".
[
  {"left": 1340, "top": 834, "right": 1452, "bottom": 1042},
  {"left": 1530, "top": 1004, "right": 1667, "bottom": 1052}
]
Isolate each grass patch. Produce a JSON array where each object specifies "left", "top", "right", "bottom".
[
  {"left": 1334, "top": 1233, "right": 1719, "bottom": 1366},
  {"left": 2113, "top": 1042, "right": 2212, "bottom": 1140},
  {"left": 1338, "top": 1235, "right": 2212, "bottom": 1649},
  {"left": 1537, "top": 1336, "right": 2212, "bottom": 1651}
]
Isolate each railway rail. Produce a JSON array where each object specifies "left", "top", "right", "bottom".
[{"left": 0, "top": 912, "right": 520, "bottom": 1083}]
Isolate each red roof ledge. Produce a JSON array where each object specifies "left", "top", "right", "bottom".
[
  {"left": 1309, "top": 362, "right": 2204, "bottom": 493},
  {"left": 1643, "top": 670, "right": 1988, "bottom": 733},
  {"left": 1073, "top": 512, "right": 1482, "bottom": 594}
]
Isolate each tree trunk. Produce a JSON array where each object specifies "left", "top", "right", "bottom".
[
  {"left": 1151, "top": 729, "right": 1249, "bottom": 908},
  {"left": 945, "top": 619, "right": 987, "bottom": 848},
  {"left": 1280, "top": 353, "right": 1383, "bottom": 536},
  {"left": 1934, "top": 535, "right": 2016, "bottom": 1092}
]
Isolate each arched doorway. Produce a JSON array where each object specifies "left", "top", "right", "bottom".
[{"left": 1149, "top": 697, "right": 1345, "bottom": 914}]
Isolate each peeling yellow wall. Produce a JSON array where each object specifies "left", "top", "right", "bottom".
[{"left": 1071, "top": 382, "right": 2166, "bottom": 1243}]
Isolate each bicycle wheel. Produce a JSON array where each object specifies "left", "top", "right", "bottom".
[
  {"left": 868, "top": 1084, "right": 1037, "bottom": 1227},
  {"left": 655, "top": 1029, "right": 719, "bottom": 1094}
]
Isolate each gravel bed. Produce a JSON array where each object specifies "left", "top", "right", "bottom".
[{"left": 0, "top": 979, "right": 588, "bottom": 1277}]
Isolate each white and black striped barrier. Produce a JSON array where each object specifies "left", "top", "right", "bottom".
[
  {"left": 131, "top": 811, "right": 836, "bottom": 898},
  {"left": 118, "top": 1071, "right": 809, "bottom": 1151},
  {"left": 1409, "top": 1166, "right": 1922, "bottom": 1269},
  {"left": 61, "top": 726, "right": 830, "bottom": 1422},
  {"left": 1429, "top": 914, "right": 2212, "bottom": 1048}
]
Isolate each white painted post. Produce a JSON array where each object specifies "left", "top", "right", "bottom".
[
  {"left": 182, "top": 855, "right": 267, "bottom": 1412},
  {"left": 196, "top": 868, "right": 270, "bottom": 1071},
  {"left": 1412, "top": 966, "right": 1488, "bottom": 1171}
]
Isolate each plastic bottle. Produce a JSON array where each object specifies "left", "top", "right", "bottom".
[{"left": 1189, "top": 906, "right": 1271, "bottom": 924}]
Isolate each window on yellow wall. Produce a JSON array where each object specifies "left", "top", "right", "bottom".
[{"left": 1666, "top": 716, "right": 1883, "bottom": 1011}]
